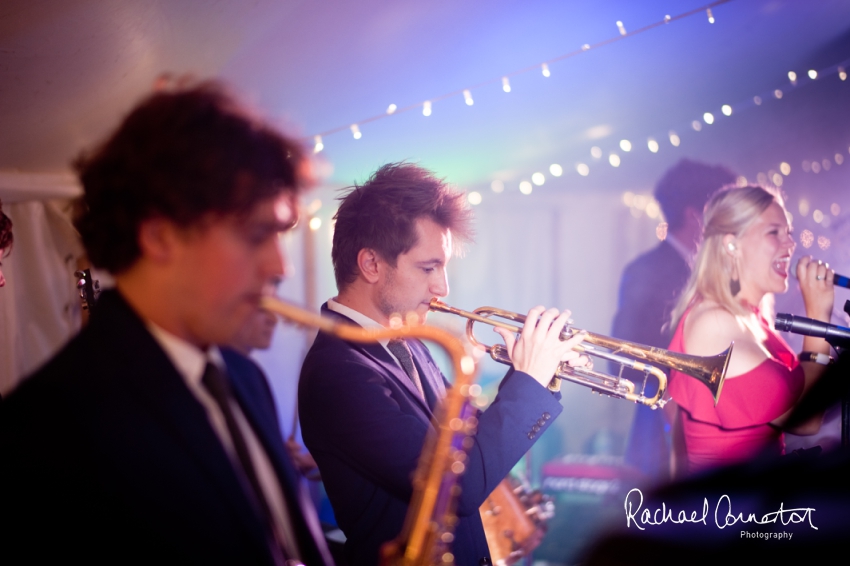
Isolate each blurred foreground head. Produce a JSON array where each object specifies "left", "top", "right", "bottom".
[
  {"left": 75, "top": 78, "right": 308, "bottom": 275},
  {"left": 73, "top": 78, "right": 309, "bottom": 346}
]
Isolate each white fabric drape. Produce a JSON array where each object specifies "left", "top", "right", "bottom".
[
  {"left": 1, "top": 172, "right": 84, "bottom": 395},
  {"left": 0, "top": 198, "right": 85, "bottom": 396}
]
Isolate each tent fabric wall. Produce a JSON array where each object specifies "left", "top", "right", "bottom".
[{"left": 0, "top": 197, "right": 85, "bottom": 395}]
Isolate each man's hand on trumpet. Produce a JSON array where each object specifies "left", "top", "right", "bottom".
[{"left": 494, "top": 306, "right": 590, "bottom": 389}]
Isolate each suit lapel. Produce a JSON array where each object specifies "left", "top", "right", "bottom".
[
  {"left": 410, "top": 340, "right": 447, "bottom": 396},
  {"left": 321, "top": 304, "right": 434, "bottom": 417},
  {"left": 408, "top": 339, "right": 446, "bottom": 411},
  {"left": 92, "top": 292, "right": 273, "bottom": 556}
]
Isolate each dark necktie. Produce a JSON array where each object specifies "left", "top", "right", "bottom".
[
  {"left": 387, "top": 339, "right": 425, "bottom": 398},
  {"left": 201, "top": 363, "right": 298, "bottom": 565}
]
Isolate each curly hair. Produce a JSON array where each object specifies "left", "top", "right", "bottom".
[
  {"left": 74, "top": 80, "right": 307, "bottom": 273},
  {"left": 332, "top": 163, "right": 474, "bottom": 291}
]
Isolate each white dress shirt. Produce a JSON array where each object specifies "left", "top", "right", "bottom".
[{"left": 146, "top": 322, "right": 300, "bottom": 561}]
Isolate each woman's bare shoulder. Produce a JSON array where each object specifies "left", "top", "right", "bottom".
[
  {"left": 683, "top": 301, "right": 766, "bottom": 376},
  {"left": 683, "top": 302, "right": 747, "bottom": 355}
]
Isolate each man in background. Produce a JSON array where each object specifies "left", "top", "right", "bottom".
[
  {"left": 612, "top": 159, "right": 736, "bottom": 481},
  {"left": 0, "top": 81, "right": 332, "bottom": 565},
  {"left": 229, "top": 302, "right": 319, "bottom": 478}
]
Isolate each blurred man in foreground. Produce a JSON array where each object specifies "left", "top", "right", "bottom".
[{"left": 0, "top": 81, "right": 332, "bottom": 565}]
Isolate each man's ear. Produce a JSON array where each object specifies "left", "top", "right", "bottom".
[
  {"left": 137, "top": 217, "right": 177, "bottom": 263},
  {"left": 356, "top": 248, "right": 382, "bottom": 284}
]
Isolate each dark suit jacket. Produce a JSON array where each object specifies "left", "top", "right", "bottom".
[
  {"left": 298, "top": 304, "right": 563, "bottom": 566},
  {"left": 612, "top": 240, "right": 690, "bottom": 350},
  {"left": 0, "top": 290, "right": 332, "bottom": 566},
  {"left": 612, "top": 240, "right": 691, "bottom": 479}
]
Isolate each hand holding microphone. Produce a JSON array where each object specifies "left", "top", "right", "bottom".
[
  {"left": 796, "top": 257, "right": 850, "bottom": 289},
  {"left": 796, "top": 256, "right": 836, "bottom": 325}
]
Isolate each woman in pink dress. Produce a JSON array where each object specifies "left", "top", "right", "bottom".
[{"left": 667, "top": 185, "right": 835, "bottom": 474}]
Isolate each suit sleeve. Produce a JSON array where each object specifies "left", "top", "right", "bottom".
[
  {"left": 300, "top": 351, "right": 562, "bottom": 516},
  {"left": 300, "top": 355, "right": 432, "bottom": 500},
  {"left": 455, "top": 370, "right": 562, "bottom": 515}
]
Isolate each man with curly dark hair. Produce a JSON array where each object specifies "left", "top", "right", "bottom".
[{"left": 0, "top": 81, "right": 333, "bottom": 566}]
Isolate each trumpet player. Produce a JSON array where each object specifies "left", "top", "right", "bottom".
[{"left": 298, "top": 162, "right": 589, "bottom": 566}]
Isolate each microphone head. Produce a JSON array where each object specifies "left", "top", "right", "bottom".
[{"left": 774, "top": 313, "right": 793, "bottom": 332}]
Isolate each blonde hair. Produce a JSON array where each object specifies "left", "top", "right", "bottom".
[{"left": 670, "top": 185, "right": 783, "bottom": 328}]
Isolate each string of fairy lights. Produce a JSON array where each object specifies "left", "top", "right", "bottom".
[
  {"left": 465, "top": 53, "right": 849, "bottom": 235},
  {"left": 306, "top": 63, "right": 849, "bottom": 255},
  {"left": 490, "top": 57, "right": 850, "bottom": 197},
  {"left": 307, "top": 0, "right": 735, "bottom": 153},
  {"left": 595, "top": 57, "right": 850, "bottom": 254},
  {"left": 301, "top": 0, "right": 846, "bottom": 258}
]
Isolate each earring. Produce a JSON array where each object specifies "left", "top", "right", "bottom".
[
  {"left": 727, "top": 243, "right": 735, "bottom": 251},
  {"left": 729, "top": 255, "right": 741, "bottom": 296}
]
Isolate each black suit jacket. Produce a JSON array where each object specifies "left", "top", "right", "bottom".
[
  {"left": 612, "top": 240, "right": 690, "bottom": 350},
  {"left": 612, "top": 240, "right": 691, "bottom": 479},
  {"left": 0, "top": 290, "right": 332, "bottom": 565},
  {"left": 299, "top": 304, "right": 563, "bottom": 566}
]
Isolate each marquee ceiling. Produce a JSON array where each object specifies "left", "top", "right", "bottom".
[{"left": 2, "top": 0, "right": 849, "bottom": 197}]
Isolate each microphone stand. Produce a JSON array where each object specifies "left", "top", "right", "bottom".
[{"left": 776, "top": 301, "right": 850, "bottom": 448}]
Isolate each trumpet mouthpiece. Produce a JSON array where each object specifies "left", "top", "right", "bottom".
[{"left": 429, "top": 298, "right": 453, "bottom": 313}]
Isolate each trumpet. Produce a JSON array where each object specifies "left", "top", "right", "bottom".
[{"left": 429, "top": 300, "right": 732, "bottom": 409}]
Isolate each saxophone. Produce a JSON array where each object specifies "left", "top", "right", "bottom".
[{"left": 260, "top": 298, "right": 480, "bottom": 566}]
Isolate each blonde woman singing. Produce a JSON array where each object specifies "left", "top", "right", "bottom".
[{"left": 667, "top": 185, "right": 834, "bottom": 474}]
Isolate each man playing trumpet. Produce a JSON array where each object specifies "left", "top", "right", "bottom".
[{"left": 298, "top": 162, "right": 589, "bottom": 565}]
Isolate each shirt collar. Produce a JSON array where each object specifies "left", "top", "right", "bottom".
[
  {"left": 327, "top": 298, "right": 393, "bottom": 351},
  {"left": 146, "top": 321, "right": 225, "bottom": 387}
]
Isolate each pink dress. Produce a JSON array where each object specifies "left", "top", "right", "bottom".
[{"left": 668, "top": 308, "right": 805, "bottom": 473}]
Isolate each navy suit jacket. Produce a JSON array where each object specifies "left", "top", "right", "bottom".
[
  {"left": 612, "top": 240, "right": 690, "bottom": 350},
  {"left": 612, "top": 240, "right": 690, "bottom": 479},
  {"left": 298, "top": 304, "right": 563, "bottom": 566},
  {"left": 0, "top": 290, "right": 332, "bottom": 566}
]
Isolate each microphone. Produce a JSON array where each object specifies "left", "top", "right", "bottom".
[{"left": 775, "top": 313, "right": 850, "bottom": 348}]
